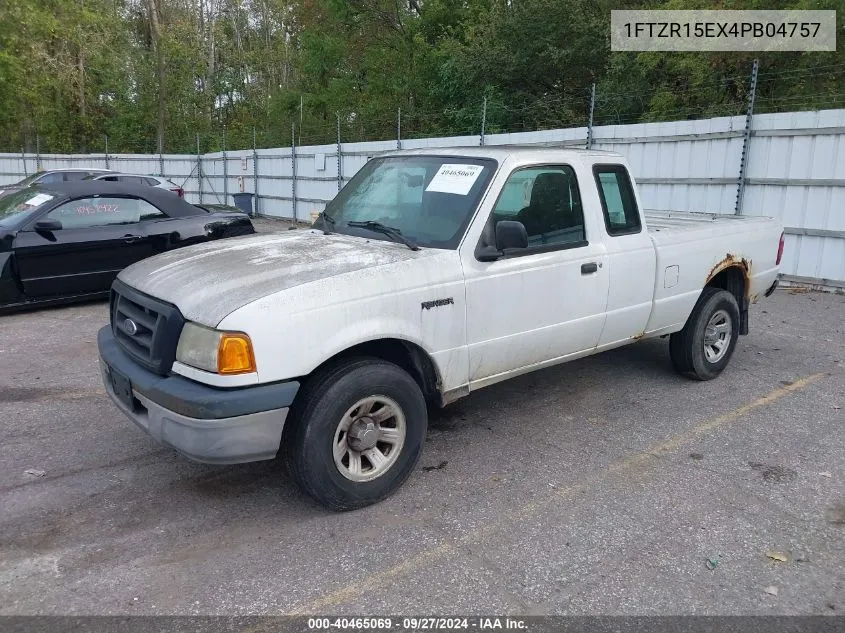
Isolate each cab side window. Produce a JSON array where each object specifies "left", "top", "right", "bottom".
[
  {"left": 118, "top": 176, "right": 151, "bottom": 186},
  {"left": 44, "top": 197, "right": 162, "bottom": 229},
  {"left": 37, "top": 172, "right": 64, "bottom": 185},
  {"left": 490, "top": 165, "right": 586, "bottom": 249},
  {"left": 593, "top": 165, "right": 641, "bottom": 235},
  {"left": 138, "top": 200, "right": 166, "bottom": 220}
]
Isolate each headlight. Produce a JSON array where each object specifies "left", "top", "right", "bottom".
[{"left": 175, "top": 322, "right": 257, "bottom": 375}]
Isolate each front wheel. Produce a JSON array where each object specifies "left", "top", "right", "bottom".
[
  {"left": 283, "top": 358, "right": 428, "bottom": 511},
  {"left": 669, "top": 287, "right": 740, "bottom": 381}
]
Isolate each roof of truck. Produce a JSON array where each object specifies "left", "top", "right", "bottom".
[{"left": 386, "top": 146, "right": 624, "bottom": 160}]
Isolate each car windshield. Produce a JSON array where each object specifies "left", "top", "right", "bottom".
[
  {"left": 0, "top": 189, "right": 56, "bottom": 228},
  {"left": 319, "top": 155, "right": 497, "bottom": 249}
]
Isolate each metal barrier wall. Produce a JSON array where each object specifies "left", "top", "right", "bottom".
[{"left": 1, "top": 108, "right": 843, "bottom": 289}]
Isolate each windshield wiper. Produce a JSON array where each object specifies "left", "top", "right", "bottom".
[
  {"left": 347, "top": 220, "right": 419, "bottom": 251},
  {"left": 315, "top": 211, "right": 336, "bottom": 234}
]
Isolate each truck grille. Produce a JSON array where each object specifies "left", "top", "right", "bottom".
[{"left": 110, "top": 279, "right": 185, "bottom": 375}]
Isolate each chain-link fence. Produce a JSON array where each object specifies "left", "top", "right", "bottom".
[
  {"left": 2, "top": 60, "right": 844, "bottom": 290},
  {"left": 10, "top": 61, "right": 845, "bottom": 158}
]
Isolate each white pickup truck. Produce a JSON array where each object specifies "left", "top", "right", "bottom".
[{"left": 98, "top": 147, "right": 783, "bottom": 510}]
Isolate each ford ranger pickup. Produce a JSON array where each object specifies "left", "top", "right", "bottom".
[{"left": 97, "top": 147, "right": 783, "bottom": 510}]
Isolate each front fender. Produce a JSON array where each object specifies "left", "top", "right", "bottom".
[
  {"left": 309, "top": 318, "right": 435, "bottom": 375},
  {"left": 0, "top": 250, "right": 24, "bottom": 306},
  {"left": 215, "top": 249, "right": 466, "bottom": 388},
  {"left": 249, "top": 313, "right": 436, "bottom": 384}
]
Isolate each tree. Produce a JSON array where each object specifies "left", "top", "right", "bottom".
[{"left": 0, "top": 0, "right": 842, "bottom": 153}]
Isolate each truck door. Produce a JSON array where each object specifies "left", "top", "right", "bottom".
[
  {"left": 462, "top": 164, "right": 610, "bottom": 386},
  {"left": 592, "top": 164, "right": 656, "bottom": 346}
]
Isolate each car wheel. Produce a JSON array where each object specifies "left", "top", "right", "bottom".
[
  {"left": 283, "top": 357, "right": 427, "bottom": 511},
  {"left": 669, "top": 287, "right": 740, "bottom": 381}
]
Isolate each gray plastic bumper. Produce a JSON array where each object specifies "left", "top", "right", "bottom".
[{"left": 98, "top": 326, "right": 298, "bottom": 464}]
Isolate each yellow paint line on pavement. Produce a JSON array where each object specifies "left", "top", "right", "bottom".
[
  {"left": 283, "top": 372, "right": 825, "bottom": 615},
  {"left": 56, "top": 388, "right": 106, "bottom": 400}
]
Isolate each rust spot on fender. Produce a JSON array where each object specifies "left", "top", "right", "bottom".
[
  {"left": 631, "top": 331, "right": 645, "bottom": 341},
  {"left": 707, "top": 253, "right": 753, "bottom": 300}
]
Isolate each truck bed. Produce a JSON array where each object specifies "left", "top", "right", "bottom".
[
  {"left": 644, "top": 209, "right": 776, "bottom": 237},
  {"left": 641, "top": 208, "right": 781, "bottom": 338}
]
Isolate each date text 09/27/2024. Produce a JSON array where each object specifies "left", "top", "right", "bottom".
[{"left": 307, "top": 618, "right": 528, "bottom": 631}]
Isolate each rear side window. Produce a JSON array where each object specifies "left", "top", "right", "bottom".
[
  {"left": 45, "top": 196, "right": 164, "bottom": 228},
  {"left": 38, "top": 172, "right": 64, "bottom": 184},
  {"left": 117, "top": 176, "right": 148, "bottom": 185},
  {"left": 593, "top": 165, "right": 641, "bottom": 236},
  {"left": 64, "top": 171, "right": 90, "bottom": 181}
]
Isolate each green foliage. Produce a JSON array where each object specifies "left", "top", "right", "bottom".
[{"left": 0, "top": 0, "right": 841, "bottom": 153}]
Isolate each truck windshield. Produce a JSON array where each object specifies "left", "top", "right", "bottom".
[{"left": 319, "top": 155, "right": 497, "bottom": 249}]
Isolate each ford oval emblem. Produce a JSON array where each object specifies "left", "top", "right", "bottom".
[{"left": 123, "top": 318, "right": 139, "bottom": 336}]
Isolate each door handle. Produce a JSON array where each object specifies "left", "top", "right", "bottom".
[
  {"left": 581, "top": 262, "right": 599, "bottom": 275},
  {"left": 123, "top": 235, "right": 143, "bottom": 243}
]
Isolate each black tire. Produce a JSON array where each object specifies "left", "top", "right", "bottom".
[
  {"left": 283, "top": 357, "right": 427, "bottom": 511},
  {"left": 669, "top": 287, "right": 740, "bottom": 381}
]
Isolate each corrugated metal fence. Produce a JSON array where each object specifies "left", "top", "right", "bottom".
[{"left": 1, "top": 108, "right": 843, "bottom": 289}]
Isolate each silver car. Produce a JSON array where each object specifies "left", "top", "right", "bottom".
[
  {"left": 85, "top": 172, "right": 185, "bottom": 197},
  {"left": 0, "top": 168, "right": 115, "bottom": 197}
]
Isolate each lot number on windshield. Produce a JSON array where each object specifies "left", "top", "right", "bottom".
[{"left": 425, "top": 163, "right": 483, "bottom": 196}]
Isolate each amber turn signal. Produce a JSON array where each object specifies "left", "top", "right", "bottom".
[{"left": 217, "top": 333, "right": 257, "bottom": 375}]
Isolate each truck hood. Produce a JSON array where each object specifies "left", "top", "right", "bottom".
[{"left": 118, "top": 230, "right": 438, "bottom": 325}]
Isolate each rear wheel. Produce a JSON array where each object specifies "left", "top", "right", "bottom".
[
  {"left": 669, "top": 287, "right": 740, "bottom": 381},
  {"left": 283, "top": 358, "right": 427, "bottom": 511}
]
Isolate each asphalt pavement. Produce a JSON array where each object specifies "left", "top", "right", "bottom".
[{"left": 0, "top": 246, "right": 842, "bottom": 615}]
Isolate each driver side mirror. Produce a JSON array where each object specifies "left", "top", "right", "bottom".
[
  {"left": 34, "top": 219, "right": 62, "bottom": 232},
  {"left": 495, "top": 220, "right": 528, "bottom": 250},
  {"left": 476, "top": 220, "right": 529, "bottom": 262}
]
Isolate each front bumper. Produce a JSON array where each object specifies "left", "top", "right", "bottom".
[{"left": 98, "top": 326, "right": 299, "bottom": 464}]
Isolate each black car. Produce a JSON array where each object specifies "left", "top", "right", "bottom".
[
  {"left": 194, "top": 203, "right": 243, "bottom": 213},
  {"left": 0, "top": 181, "right": 254, "bottom": 312}
]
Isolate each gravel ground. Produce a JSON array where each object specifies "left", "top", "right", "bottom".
[{"left": 0, "top": 227, "right": 842, "bottom": 616}]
